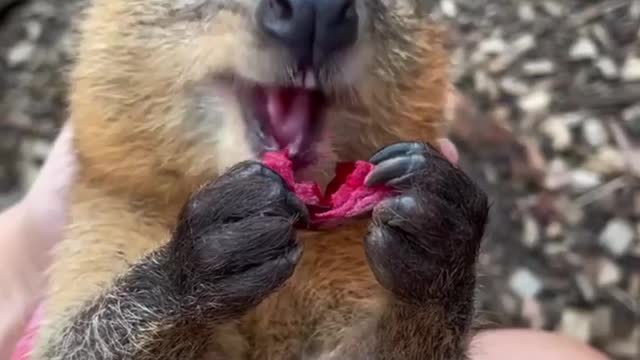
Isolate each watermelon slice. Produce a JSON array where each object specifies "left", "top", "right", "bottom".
[{"left": 262, "top": 150, "right": 394, "bottom": 228}]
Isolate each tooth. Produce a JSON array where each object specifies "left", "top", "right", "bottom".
[
  {"left": 296, "top": 72, "right": 304, "bottom": 86},
  {"left": 289, "top": 133, "right": 304, "bottom": 155},
  {"left": 304, "top": 70, "right": 317, "bottom": 90}
]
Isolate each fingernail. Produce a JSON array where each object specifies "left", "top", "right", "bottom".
[{"left": 437, "top": 139, "right": 459, "bottom": 165}]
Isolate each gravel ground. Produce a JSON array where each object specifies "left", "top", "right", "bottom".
[{"left": 1, "top": 1, "right": 639, "bottom": 359}]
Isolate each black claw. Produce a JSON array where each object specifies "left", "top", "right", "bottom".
[
  {"left": 228, "top": 161, "right": 287, "bottom": 187},
  {"left": 365, "top": 154, "right": 427, "bottom": 187},
  {"left": 369, "top": 142, "right": 425, "bottom": 165},
  {"left": 229, "top": 161, "right": 264, "bottom": 177},
  {"left": 285, "top": 245, "right": 303, "bottom": 263},
  {"left": 285, "top": 191, "right": 310, "bottom": 225}
]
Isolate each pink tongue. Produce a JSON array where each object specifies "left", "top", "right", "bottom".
[{"left": 266, "top": 89, "right": 311, "bottom": 151}]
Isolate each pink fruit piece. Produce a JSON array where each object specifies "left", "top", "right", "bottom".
[{"left": 262, "top": 150, "right": 394, "bottom": 228}]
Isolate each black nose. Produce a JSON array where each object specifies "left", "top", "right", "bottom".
[{"left": 256, "top": 0, "right": 358, "bottom": 68}]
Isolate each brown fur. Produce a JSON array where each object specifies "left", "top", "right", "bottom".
[{"left": 33, "top": 0, "right": 460, "bottom": 359}]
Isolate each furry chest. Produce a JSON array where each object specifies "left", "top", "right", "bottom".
[{"left": 235, "top": 229, "right": 383, "bottom": 359}]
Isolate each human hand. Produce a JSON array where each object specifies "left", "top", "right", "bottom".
[
  {"left": 1, "top": 123, "right": 76, "bottom": 302},
  {"left": 0, "top": 124, "right": 76, "bottom": 359},
  {"left": 16, "top": 124, "right": 77, "bottom": 267}
]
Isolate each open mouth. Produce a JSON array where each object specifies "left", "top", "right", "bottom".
[{"left": 244, "top": 83, "right": 328, "bottom": 171}]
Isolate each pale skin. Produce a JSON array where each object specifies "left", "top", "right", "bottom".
[
  {"left": 0, "top": 124, "right": 609, "bottom": 360},
  {"left": 0, "top": 125, "right": 75, "bottom": 360}
]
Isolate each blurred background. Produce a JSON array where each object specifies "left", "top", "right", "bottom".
[{"left": 0, "top": 0, "right": 638, "bottom": 359}]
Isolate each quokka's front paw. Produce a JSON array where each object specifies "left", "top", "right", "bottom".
[
  {"left": 168, "top": 161, "right": 308, "bottom": 316},
  {"left": 363, "top": 142, "right": 489, "bottom": 304}
]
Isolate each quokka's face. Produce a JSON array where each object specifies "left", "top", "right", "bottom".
[{"left": 74, "top": 0, "right": 441, "bottom": 178}]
